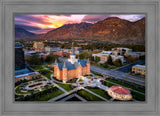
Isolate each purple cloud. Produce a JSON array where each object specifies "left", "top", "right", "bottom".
[{"left": 82, "top": 14, "right": 145, "bottom": 23}]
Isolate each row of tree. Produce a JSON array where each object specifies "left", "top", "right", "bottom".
[{"left": 26, "top": 53, "right": 59, "bottom": 65}]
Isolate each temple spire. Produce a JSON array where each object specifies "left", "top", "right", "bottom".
[
  {"left": 87, "top": 58, "right": 90, "bottom": 64},
  {"left": 54, "top": 59, "right": 58, "bottom": 65},
  {"left": 70, "top": 42, "right": 75, "bottom": 55},
  {"left": 63, "top": 60, "right": 67, "bottom": 69}
]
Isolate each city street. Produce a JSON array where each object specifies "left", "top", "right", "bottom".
[
  {"left": 115, "top": 60, "right": 145, "bottom": 73},
  {"left": 90, "top": 65, "right": 145, "bottom": 85}
]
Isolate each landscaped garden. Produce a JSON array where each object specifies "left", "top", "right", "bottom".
[
  {"left": 15, "top": 83, "right": 40, "bottom": 95},
  {"left": 17, "top": 87, "right": 64, "bottom": 101}
]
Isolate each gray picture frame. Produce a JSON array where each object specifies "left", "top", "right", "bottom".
[{"left": 0, "top": 0, "right": 159, "bottom": 116}]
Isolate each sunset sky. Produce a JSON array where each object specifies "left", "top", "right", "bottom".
[{"left": 15, "top": 14, "right": 145, "bottom": 34}]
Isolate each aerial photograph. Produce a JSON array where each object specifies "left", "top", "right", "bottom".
[{"left": 14, "top": 14, "right": 145, "bottom": 102}]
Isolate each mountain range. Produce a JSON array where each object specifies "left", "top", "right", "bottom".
[
  {"left": 15, "top": 27, "right": 35, "bottom": 39},
  {"left": 15, "top": 17, "right": 145, "bottom": 44}
]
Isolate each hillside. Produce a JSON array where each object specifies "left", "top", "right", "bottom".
[
  {"left": 15, "top": 27, "right": 36, "bottom": 40},
  {"left": 79, "top": 17, "right": 145, "bottom": 44}
]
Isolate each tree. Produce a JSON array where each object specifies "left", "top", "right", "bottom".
[
  {"left": 26, "top": 54, "right": 43, "bottom": 65},
  {"left": 95, "top": 56, "right": 100, "bottom": 63},
  {"left": 127, "top": 55, "right": 139, "bottom": 63},
  {"left": 45, "top": 53, "right": 57, "bottom": 63},
  {"left": 107, "top": 55, "right": 113, "bottom": 65},
  {"left": 39, "top": 69, "right": 50, "bottom": 75},
  {"left": 103, "top": 61, "right": 109, "bottom": 68},
  {"left": 91, "top": 56, "right": 94, "bottom": 61},
  {"left": 114, "top": 59, "right": 122, "bottom": 67}
]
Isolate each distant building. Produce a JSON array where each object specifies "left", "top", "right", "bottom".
[
  {"left": 132, "top": 65, "right": 146, "bottom": 75},
  {"left": 54, "top": 44, "right": 90, "bottom": 83},
  {"left": 33, "top": 42, "right": 44, "bottom": 52},
  {"left": 110, "top": 55, "right": 124, "bottom": 63},
  {"left": 112, "top": 47, "right": 132, "bottom": 55},
  {"left": 53, "top": 50, "right": 69, "bottom": 57},
  {"left": 15, "top": 72, "right": 40, "bottom": 83},
  {"left": 15, "top": 46, "right": 25, "bottom": 70},
  {"left": 45, "top": 45, "right": 61, "bottom": 53},
  {"left": 92, "top": 51, "right": 124, "bottom": 64},
  {"left": 15, "top": 46, "right": 40, "bottom": 82}
]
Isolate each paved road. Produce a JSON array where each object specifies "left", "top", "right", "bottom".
[
  {"left": 91, "top": 65, "right": 145, "bottom": 85},
  {"left": 116, "top": 60, "right": 145, "bottom": 73}
]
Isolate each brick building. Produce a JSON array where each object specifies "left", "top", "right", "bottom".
[{"left": 53, "top": 45, "right": 90, "bottom": 83}]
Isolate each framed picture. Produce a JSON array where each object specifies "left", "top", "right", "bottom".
[{"left": 0, "top": 0, "right": 159, "bottom": 116}]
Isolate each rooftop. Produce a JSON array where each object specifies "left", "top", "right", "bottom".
[
  {"left": 101, "top": 51, "right": 113, "bottom": 54},
  {"left": 110, "top": 86, "right": 131, "bottom": 95},
  {"left": 15, "top": 72, "right": 38, "bottom": 78},
  {"left": 15, "top": 46, "right": 23, "bottom": 48},
  {"left": 133, "top": 65, "right": 146, "bottom": 69},
  {"left": 123, "top": 48, "right": 132, "bottom": 50},
  {"left": 56, "top": 59, "right": 87, "bottom": 70},
  {"left": 126, "top": 52, "right": 139, "bottom": 55},
  {"left": 15, "top": 68, "right": 31, "bottom": 76}
]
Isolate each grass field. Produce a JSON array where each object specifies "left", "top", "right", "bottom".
[
  {"left": 131, "top": 91, "right": 145, "bottom": 101},
  {"left": 31, "top": 65, "right": 43, "bottom": 71},
  {"left": 87, "top": 88, "right": 111, "bottom": 100},
  {"left": 101, "top": 80, "right": 115, "bottom": 87},
  {"left": 34, "top": 89, "right": 64, "bottom": 101},
  {"left": 55, "top": 83, "right": 73, "bottom": 91},
  {"left": 77, "top": 90, "right": 104, "bottom": 101},
  {"left": 44, "top": 72, "right": 53, "bottom": 80}
]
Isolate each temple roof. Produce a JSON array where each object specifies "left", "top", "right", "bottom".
[{"left": 57, "top": 59, "right": 87, "bottom": 70}]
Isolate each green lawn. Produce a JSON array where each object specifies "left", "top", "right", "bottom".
[
  {"left": 55, "top": 83, "right": 73, "bottom": 91},
  {"left": 44, "top": 72, "right": 53, "bottom": 80},
  {"left": 105, "top": 79, "right": 145, "bottom": 93},
  {"left": 66, "top": 78, "right": 78, "bottom": 83},
  {"left": 34, "top": 89, "right": 64, "bottom": 101},
  {"left": 77, "top": 90, "right": 104, "bottom": 101},
  {"left": 96, "top": 64, "right": 122, "bottom": 70},
  {"left": 87, "top": 88, "right": 111, "bottom": 100},
  {"left": 31, "top": 65, "right": 43, "bottom": 71},
  {"left": 131, "top": 91, "right": 145, "bottom": 101},
  {"left": 101, "top": 80, "right": 115, "bottom": 87}
]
